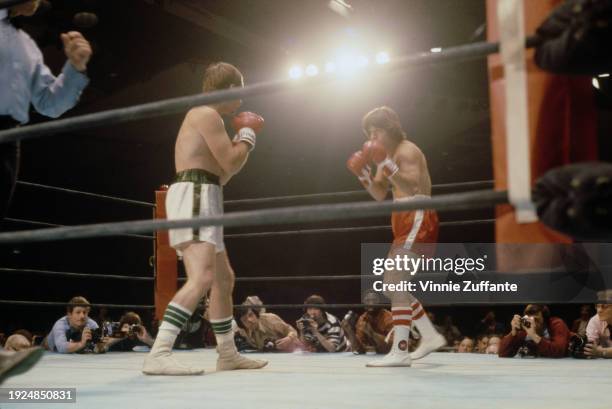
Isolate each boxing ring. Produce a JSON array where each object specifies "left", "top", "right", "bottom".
[
  {"left": 3, "top": 350, "right": 611, "bottom": 409},
  {"left": 0, "top": 3, "right": 610, "bottom": 408}
]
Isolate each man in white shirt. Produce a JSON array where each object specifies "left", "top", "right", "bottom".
[{"left": 585, "top": 304, "right": 612, "bottom": 358}]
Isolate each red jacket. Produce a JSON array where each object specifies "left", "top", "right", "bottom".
[{"left": 498, "top": 317, "right": 570, "bottom": 358}]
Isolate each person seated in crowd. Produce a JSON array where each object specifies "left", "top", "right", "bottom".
[
  {"left": 341, "top": 291, "right": 392, "bottom": 354},
  {"left": 44, "top": 296, "right": 108, "bottom": 354},
  {"left": 457, "top": 337, "right": 474, "bottom": 353},
  {"left": 486, "top": 336, "right": 501, "bottom": 354},
  {"left": 101, "top": 312, "right": 154, "bottom": 352},
  {"left": 235, "top": 297, "right": 301, "bottom": 352},
  {"left": 572, "top": 305, "right": 592, "bottom": 337},
  {"left": 297, "top": 295, "right": 347, "bottom": 352},
  {"left": 475, "top": 310, "right": 504, "bottom": 336},
  {"left": 498, "top": 304, "right": 570, "bottom": 358},
  {"left": 3, "top": 334, "right": 31, "bottom": 352},
  {"left": 585, "top": 303, "right": 612, "bottom": 359},
  {"left": 475, "top": 335, "right": 489, "bottom": 353}
]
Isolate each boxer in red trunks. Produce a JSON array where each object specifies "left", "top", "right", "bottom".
[{"left": 347, "top": 106, "right": 446, "bottom": 366}]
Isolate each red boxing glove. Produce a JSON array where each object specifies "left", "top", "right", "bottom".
[
  {"left": 232, "top": 112, "right": 264, "bottom": 151},
  {"left": 347, "top": 151, "right": 372, "bottom": 189},
  {"left": 362, "top": 140, "right": 399, "bottom": 178}
]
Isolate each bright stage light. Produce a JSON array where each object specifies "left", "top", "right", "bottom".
[
  {"left": 593, "top": 78, "right": 600, "bottom": 89},
  {"left": 430, "top": 47, "right": 442, "bottom": 53},
  {"left": 289, "top": 66, "right": 303, "bottom": 79},
  {"left": 305, "top": 64, "right": 319, "bottom": 77},
  {"left": 375, "top": 52, "right": 390, "bottom": 64},
  {"left": 599, "top": 73, "right": 610, "bottom": 78}
]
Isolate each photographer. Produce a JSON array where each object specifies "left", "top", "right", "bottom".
[
  {"left": 498, "top": 304, "right": 570, "bottom": 358},
  {"left": 101, "top": 312, "right": 154, "bottom": 352},
  {"left": 44, "top": 296, "right": 104, "bottom": 354},
  {"left": 584, "top": 304, "right": 612, "bottom": 359},
  {"left": 297, "top": 295, "right": 347, "bottom": 353},
  {"left": 235, "top": 299, "right": 301, "bottom": 352},
  {"left": 342, "top": 291, "right": 393, "bottom": 354}
]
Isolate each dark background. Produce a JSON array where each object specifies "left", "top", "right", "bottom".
[{"left": 1, "top": 0, "right": 608, "bottom": 338}]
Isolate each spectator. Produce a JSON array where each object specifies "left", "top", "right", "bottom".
[
  {"left": 342, "top": 291, "right": 392, "bottom": 354},
  {"left": 475, "top": 335, "right": 489, "bottom": 353},
  {"left": 4, "top": 334, "right": 31, "bottom": 352},
  {"left": 297, "top": 295, "right": 347, "bottom": 352},
  {"left": 102, "top": 312, "right": 154, "bottom": 352},
  {"left": 44, "top": 296, "right": 106, "bottom": 354},
  {"left": 11, "top": 330, "right": 34, "bottom": 346},
  {"left": 572, "top": 305, "right": 592, "bottom": 337},
  {"left": 498, "top": 304, "right": 570, "bottom": 358},
  {"left": 457, "top": 337, "right": 474, "bottom": 353},
  {"left": 486, "top": 336, "right": 501, "bottom": 355},
  {"left": 475, "top": 310, "right": 504, "bottom": 336},
  {"left": 235, "top": 298, "right": 301, "bottom": 352},
  {"left": 585, "top": 303, "right": 612, "bottom": 359}
]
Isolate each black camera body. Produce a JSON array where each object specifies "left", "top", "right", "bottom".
[
  {"left": 568, "top": 334, "right": 589, "bottom": 359},
  {"left": 262, "top": 338, "right": 278, "bottom": 352},
  {"left": 128, "top": 324, "right": 143, "bottom": 338},
  {"left": 297, "top": 315, "right": 316, "bottom": 342},
  {"left": 297, "top": 316, "right": 311, "bottom": 329},
  {"left": 66, "top": 326, "right": 102, "bottom": 353},
  {"left": 520, "top": 316, "right": 532, "bottom": 329},
  {"left": 102, "top": 321, "right": 121, "bottom": 338}
]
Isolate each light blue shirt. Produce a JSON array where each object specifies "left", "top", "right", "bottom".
[
  {"left": 0, "top": 9, "right": 89, "bottom": 124},
  {"left": 46, "top": 316, "right": 99, "bottom": 353}
]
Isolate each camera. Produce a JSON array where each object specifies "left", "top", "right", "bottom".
[
  {"left": 297, "top": 316, "right": 312, "bottom": 331},
  {"left": 102, "top": 321, "right": 121, "bottom": 338},
  {"left": 568, "top": 334, "right": 589, "bottom": 359},
  {"left": 297, "top": 315, "right": 316, "bottom": 342},
  {"left": 262, "top": 338, "right": 278, "bottom": 352},
  {"left": 520, "top": 316, "right": 532, "bottom": 329},
  {"left": 234, "top": 333, "right": 254, "bottom": 352},
  {"left": 128, "top": 324, "right": 143, "bottom": 338},
  {"left": 66, "top": 326, "right": 102, "bottom": 353}
]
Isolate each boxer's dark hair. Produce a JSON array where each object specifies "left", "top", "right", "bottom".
[
  {"left": 362, "top": 106, "right": 406, "bottom": 143},
  {"left": 203, "top": 62, "right": 243, "bottom": 92}
]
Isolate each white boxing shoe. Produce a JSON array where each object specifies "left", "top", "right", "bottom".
[
  {"left": 142, "top": 352, "right": 204, "bottom": 376},
  {"left": 410, "top": 333, "right": 446, "bottom": 360},
  {"left": 366, "top": 350, "right": 412, "bottom": 367},
  {"left": 216, "top": 353, "right": 268, "bottom": 371}
]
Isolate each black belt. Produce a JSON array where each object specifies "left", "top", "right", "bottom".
[
  {"left": 174, "top": 168, "right": 220, "bottom": 185},
  {"left": 0, "top": 116, "right": 19, "bottom": 131}
]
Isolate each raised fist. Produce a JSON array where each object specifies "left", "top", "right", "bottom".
[{"left": 232, "top": 111, "right": 264, "bottom": 134}]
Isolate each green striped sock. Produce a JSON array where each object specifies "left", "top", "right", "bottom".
[
  {"left": 210, "top": 317, "right": 233, "bottom": 335},
  {"left": 163, "top": 302, "right": 193, "bottom": 329}
]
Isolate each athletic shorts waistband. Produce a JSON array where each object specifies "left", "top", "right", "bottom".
[{"left": 174, "top": 168, "right": 220, "bottom": 186}]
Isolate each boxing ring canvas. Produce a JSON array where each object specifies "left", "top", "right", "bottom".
[{"left": 2, "top": 350, "right": 609, "bottom": 409}]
